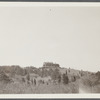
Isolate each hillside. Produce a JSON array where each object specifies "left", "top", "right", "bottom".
[{"left": 0, "top": 62, "right": 99, "bottom": 94}]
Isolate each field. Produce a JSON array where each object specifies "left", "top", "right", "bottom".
[{"left": 0, "top": 80, "right": 79, "bottom": 94}]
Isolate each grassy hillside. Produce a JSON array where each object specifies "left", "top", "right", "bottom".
[{"left": 0, "top": 63, "right": 99, "bottom": 94}]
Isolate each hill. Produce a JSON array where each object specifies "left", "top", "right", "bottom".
[{"left": 0, "top": 62, "right": 99, "bottom": 94}]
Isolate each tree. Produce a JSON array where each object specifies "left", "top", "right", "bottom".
[
  {"left": 34, "top": 79, "right": 36, "bottom": 85},
  {"left": 0, "top": 71, "right": 11, "bottom": 82},
  {"left": 66, "top": 70, "right": 67, "bottom": 75},
  {"left": 22, "top": 77, "right": 25, "bottom": 82},
  {"left": 51, "top": 68, "right": 60, "bottom": 81},
  {"left": 73, "top": 76, "right": 76, "bottom": 82},
  {"left": 24, "top": 69, "right": 27, "bottom": 75},
  {"left": 69, "top": 68, "right": 70, "bottom": 73},
  {"left": 58, "top": 75, "right": 61, "bottom": 83},
  {"left": 63, "top": 73, "right": 69, "bottom": 84},
  {"left": 31, "top": 79, "right": 33, "bottom": 84},
  {"left": 26, "top": 73, "right": 30, "bottom": 84},
  {"left": 96, "top": 71, "right": 100, "bottom": 80},
  {"left": 41, "top": 68, "right": 44, "bottom": 77}
]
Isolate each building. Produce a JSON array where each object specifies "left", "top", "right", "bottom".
[{"left": 43, "top": 62, "right": 60, "bottom": 68}]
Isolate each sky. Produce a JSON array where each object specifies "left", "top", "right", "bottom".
[{"left": 0, "top": 5, "right": 100, "bottom": 72}]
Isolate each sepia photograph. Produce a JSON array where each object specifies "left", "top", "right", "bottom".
[{"left": 0, "top": 2, "right": 100, "bottom": 98}]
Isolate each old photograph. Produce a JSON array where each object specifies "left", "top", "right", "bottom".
[{"left": 0, "top": 3, "right": 100, "bottom": 94}]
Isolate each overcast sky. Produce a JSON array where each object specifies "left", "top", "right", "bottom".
[{"left": 0, "top": 6, "right": 100, "bottom": 72}]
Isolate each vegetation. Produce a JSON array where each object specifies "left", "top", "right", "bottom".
[{"left": 0, "top": 63, "right": 99, "bottom": 93}]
